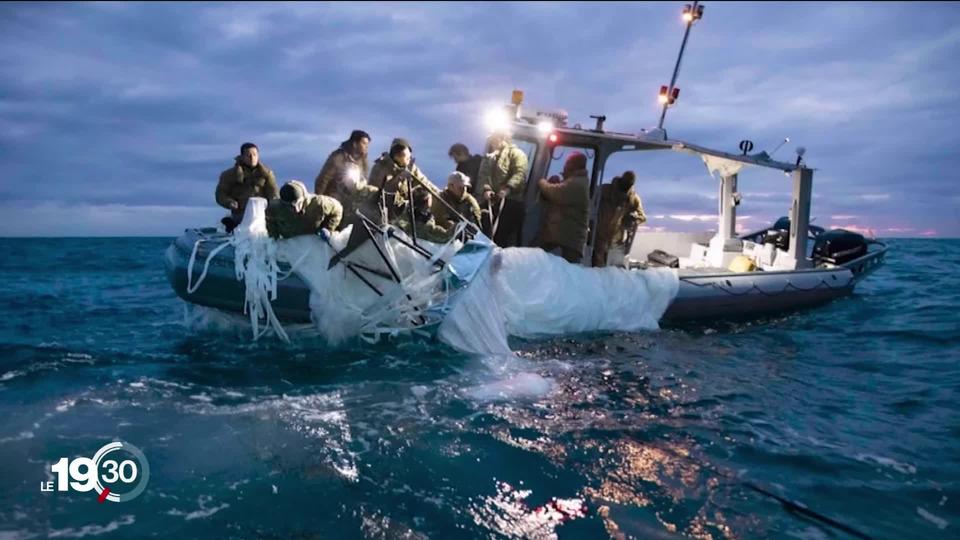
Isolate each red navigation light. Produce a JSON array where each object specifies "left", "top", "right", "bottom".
[
  {"left": 669, "top": 87, "right": 680, "bottom": 105},
  {"left": 658, "top": 85, "right": 669, "bottom": 104},
  {"left": 548, "top": 133, "right": 558, "bottom": 143}
]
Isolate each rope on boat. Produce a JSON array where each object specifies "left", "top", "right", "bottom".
[
  {"left": 185, "top": 227, "right": 289, "bottom": 343},
  {"left": 186, "top": 238, "right": 232, "bottom": 295}
]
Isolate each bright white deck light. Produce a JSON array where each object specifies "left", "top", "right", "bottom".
[
  {"left": 484, "top": 108, "right": 511, "bottom": 133},
  {"left": 537, "top": 120, "right": 554, "bottom": 134},
  {"left": 344, "top": 165, "right": 360, "bottom": 189}
]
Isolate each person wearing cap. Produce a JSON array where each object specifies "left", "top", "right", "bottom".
[
  {"left": 314, "top": 129, "right": 371, "bottom": 197},
  {"left": 265, "top": 180, "right": 343, "bottom": 240},
  {"left": 534, "top": 152, "right": 590, "bottom": 263},
  {"left": 448, "top": 143, "right": 484, "bottom": 190},
  {"left": 392, "top": 187, "right": 454, "bottom": 244},
  {"left": 433, "top": 171, "right": 483, "bottom": 229},
  {"left": 592, "top": 171, "right": 646, "bottom": 267},
  {"left": 368, "top": 137, "right": 440, "bottom": 221},
  {"left": 477, "top": 131, "right": 528, "bottom": 246},
  {"left": 216, "top": 142, "right": 279, "bottom": 232}
]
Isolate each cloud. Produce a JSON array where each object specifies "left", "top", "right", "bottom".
[
  {"left": 0, "top": 2, "right": 957, "bottom": 237},
  {"left": 668, "top": 214, "right": 717, "bottom": 222},
  {"left": 0, "top": 203, "right": 223, "bottom": 237}
]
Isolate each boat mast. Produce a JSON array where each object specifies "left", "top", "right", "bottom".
[{"left": 657, "top": 1, "right": 704, "bottom": 131}]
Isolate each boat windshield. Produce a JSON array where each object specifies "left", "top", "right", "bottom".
[
  {"left": 512, "top": 138, "right": 538, "bottom": 186},
  {"left": 547, "top": 144, "right": 596, "bottom": 182}
]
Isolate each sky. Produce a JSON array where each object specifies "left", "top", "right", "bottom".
[{"left": 1, "top": 1, "right": 958, "bottom": 238}]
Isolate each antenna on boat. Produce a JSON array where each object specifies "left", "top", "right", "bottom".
[
  {"left": 657, "top": 1, "right": 704, "bottom": 132},
  {"left": 768, "top": 137, "right": 790, "bottom": 158}
]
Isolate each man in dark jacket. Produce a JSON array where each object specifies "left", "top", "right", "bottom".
[
  {"left": 448, "top": 143, "right": 483, "bottom": 188},
  {"left": 265, "top": 180, "right": 343, "bottom": 240},
  {"left": 535, "top": 152, "right": 590, "bottom": 263},
  {"left": 314, "top": 130, "right": 371, "bottom": 197},
  {"left": 216, "top": 142, "right": 279, "bottom": 232}
]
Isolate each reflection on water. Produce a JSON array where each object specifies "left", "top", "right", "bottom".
[
  {"left": 0, "top": 238, "right": 957, "bottom": 539},
  {"left": 468, "top": 481, "right": 587, "bottom": 540}
]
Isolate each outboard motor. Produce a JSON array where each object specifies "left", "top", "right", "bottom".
[
  {"left": 812, "top": 229, "right": 868, "bottom": 265},
  {"left": 762, "top": 216, "right": 792, "bottom": 250},
  {"left": 762, "top": 216, "right": 825, "bottom": 251}
]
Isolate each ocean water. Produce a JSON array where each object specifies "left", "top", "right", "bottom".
[{"left": 0, "top": 237, "right": 957, "bottom": 539}]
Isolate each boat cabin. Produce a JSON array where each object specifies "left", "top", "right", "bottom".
[{"left": 491, "top": 97, "right": 818, "bottom": 274}]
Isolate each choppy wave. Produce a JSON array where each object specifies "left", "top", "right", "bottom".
[{"left": 0, "top": 238, "right": 957, "bottom": 539}]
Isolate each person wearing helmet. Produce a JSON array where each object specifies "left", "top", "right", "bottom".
[{"left": 265, "top": 180, "right": 343, "bottom": 240}]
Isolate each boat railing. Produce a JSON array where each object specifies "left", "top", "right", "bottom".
[{"left": 839, "top": 240, "right": 888, "bottom": 282}]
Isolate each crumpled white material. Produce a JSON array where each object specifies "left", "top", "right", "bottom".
[
  {"left": 436, "top": 247, "right": 679, "bottom": 354},
  {"left": 207, "top": 203, "right": 681, "bottom": 352},
  {"left": 437, "top": 257, "right": 512, "bottom": 356},
  {"left": 491, "top": 248, "right": 679, "bottom": 337},
  {"left": 186, "top": 198, "right": 288, "bottom": 342},
  {"left": 275, "top": 225, "right": 462, "bottom": 346},
  {"left": 231, "top": 198, "right": 288, "bottom": 341}
]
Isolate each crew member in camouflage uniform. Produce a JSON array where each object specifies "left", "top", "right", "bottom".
[
  {"left": 534, "top": 152, "right": 591, "bottom": 263},
  {"left": 392, "top": 188, "right": 453, "bottom": 244},
  {"left": 314, "top": 130, "right": 371, "bottom": 197},
  {"left": 592, "top": 171, "right": 646, "bottom": 267},
  {"left": 477, "top": 131, "right": 528, "bottom": 247},
  {"left": 433, "top": 172, "right": 482, "bottom": 229},
  {"left": 265, "top": 180, "right": 343, "bottom": 240},
  {"left": 369, "top": 138, "right": 440, "bottom": 221}
]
